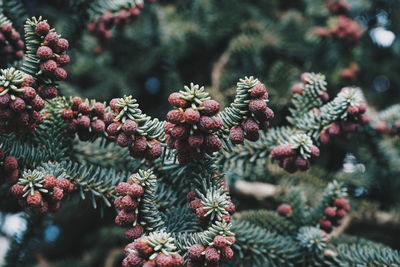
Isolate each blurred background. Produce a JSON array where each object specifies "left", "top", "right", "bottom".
[{"left": 1, "top": 0, "right": 400, "bottom": 266}]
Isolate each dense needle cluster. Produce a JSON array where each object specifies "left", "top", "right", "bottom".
[
  {"left": 228, "top": 82, "right": 274, "bottom": 144},
  {"left": 0, "top": 22, "right": 24, "bottom": 68},
  {"left": 320, "top": 90, "right": 368, "bottom": 144},
  {"left": 270, "top": 135, "right": 320, "bottom": 173},
  {"left": 187, "top": 174, "right": 236, "bottom": 226},
  {"left": 123, "top": 231, "right": 184, "bottom": 267},
  {"left": 165, "top": 85, "right": 223, "bottom": 164},
  {"left": 10, "top": 171, "right": 75, "bottom": 214},
  {"left": 0, "top": 68, "right": 45, "bottom": 135},
  {"left": 107, "top": 97, "right": 162, "bottom": 160}
]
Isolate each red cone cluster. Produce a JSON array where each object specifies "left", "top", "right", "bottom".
[
  {"left": 187, "top": 191, "right": 235, "bottom": 226},
  {"left": 297, "top": 72, "right": 330, "bottom": 102},
  {"left": 35, "top": 21, "right": 70, "bottom": 81},
  {"left": 229, "top": 83, "right": 274, "bottom": 145},
  {"left": 0, "top": 149, "right": 19, "bottom": 184},
  {"left": 374, "top": 119, "right": 400, "bottom": 136},
  {"left": 87, "top": 1, "right": 156, "bottom": 45},
  {"left": 325, "top": 0, "right": 350, "bottom": 15},
  {"left": 277, "top": 204, "right": 293, "bottom": 217},
  {"left": 122, "top": 238, "right": 184, "bottom": 267},
  {"left": 314, "top": 16, "right": 362, "bottom": 45},
  {"left": 319, "top": 197, "right": 350, "bottom": 233},
  {"left": 187, "top": 236, "right": 235, "bottom": 267},
  {"left": 10, "top": 176, "right": 74, "bottom": 214},
  {"left": 61, "top": 97, "right": 114, "bottom": 141},
  {"left": 330, "top": 16, "right": 362, "bottom": 44},
  {"left": 107, "top": 100, "right": 162, "bottom": 160},
  {"left": 0, "top": 74, "right": 46, "bottom": 135},
  {"left": 320, "top": 98, "right": 368, "bottom": 144},
  {"left": 270, "top": 144, "right": 320, "bottom": 173},
  {"left": 165, "top": 93, "right": 223, "bottom": 164},
  {"left": 0, "top": 23, "right": 24, "bottom": 67},
  {"left": 113, "top": 178, "right": 144, "bottom": 233}
]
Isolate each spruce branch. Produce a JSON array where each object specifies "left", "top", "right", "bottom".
[
  {"left": 231, "top": 220, "right": 302, "bottom": 266},
  {"left": 287, "top": 72, "right": 328, "bottom": 126},
  {"left": 112, "top": 95, "right": 165, "bottom": 142},
  {"left": 330, "top": 244, "right": 400, "bottom": 266},
  {"left": 237, "top": 209, "right": 297, "bottom": 234},
  {"left": 222, "top": 75, "right": 366, "bottom": 173},
  {"left": 38, "top": 161, "right": 127, "bottom": 209},
  {"left": 20, "top": 16, "right": 46, "bottom": 78},
  {"left": 306, "top": 180, "right": 348, "bottom": 228}
]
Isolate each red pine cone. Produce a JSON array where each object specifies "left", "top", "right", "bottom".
[
  {"left": 27, "top": 191, "right": 42, "bottom": 207},
  {"left": 121, "top": 195, "right": 139, "bottom": 210},
  {"left": 168, "top": 93, "right": 188, "bottom": 108},
  {"left": 319, "top": 219, "right": 333, "bottom": 232},
  {"left": 145, "top": 140, "right": 162, "bottom": 160},
  {"left": 115, "top": 210, "right": 136, "bottom": 226},
  {"left": 124, "top": 225, "right": 144, "bottom": 240},
  {"left": 10, "top": 184, "right": 25, "bottom": 196},
  {"left": 3, "top": 156, "right": 18, "bottom": 171},
  {"left": 51, "top": 187, "right": 64, "bottom": 201},
  {"left": 188, "top": 244, "right": 205, "bottom": 260},
  {"left": 200, "top": 100, "right": 220, "bottom": 115},
  {"left": 56, "top": 54, "right": 70, "bottom": 66},
  {"left": 204, "top": 247, "right": 220, "bottom": 263},
  {"left": 130, "top": 183, "right": 145, "bottom": 198},
  {"left": 277, "top": 204, "right": 293, "bottom": 216},
  {"left": 35, "top": 21, "right": 50, "bottom": 36},
  {"left": 336, "top": 209, "right": 347, "bottom": 218},
  {"left": 155, "top": 253, "right": 175, "bottom": 267},
  {"left": 188, "top": 134, "right": 204, "bottom": 148},
  {"left": 43, "top": 175, "right": 57, "bottom": 189},
  {"left": 56, "top": 178, "right": 73, "bottom": 192},
  {"left": 213, "top": 235, "right": 229, "bottom": 248},
  {"left": 122, "top": 120, "right": 138, "bottom": 135},
  {"left": 270, "top": 144, "right": 295, "bottom": 159},
  {"left": 36, "top": 46, "right": 53, "bottom": 60},
  {"left": 184, "top": 108, "right": 201, "bottom": 124},
  {"left": 40, "top": 59, "right": 57, "bottom": 73},
  {"left": 124, "top": 252, "right": 145, "bottom": 266},
  {"left": 44, "top": 32, "right": 59, "bottom": 47},
  {"left": 242, "top": 118, "right": 259, "bottom": 135},
  {"left": 250, "top": 83, "right": 267, "bottom": 98},
  {"left": 134, "top": 237, "right": 153, "bottom": 255},
  {"left": 249, "top": 99, "right": 267, "bottom": 115},
  {"left": 220, "top": 246, "right": 234, "bottom": 261},
  {"left": 10, "top": 98, "right": 26, "bottom": 112},
  {"left": 324, "top": 207, "right": 336, "bottom": 218},
  {"left": 229, "top": 126, "right": 245, "bottom": 144},
  {"left": 53, "top": 68, "right": 68, "bottom": 80}
]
